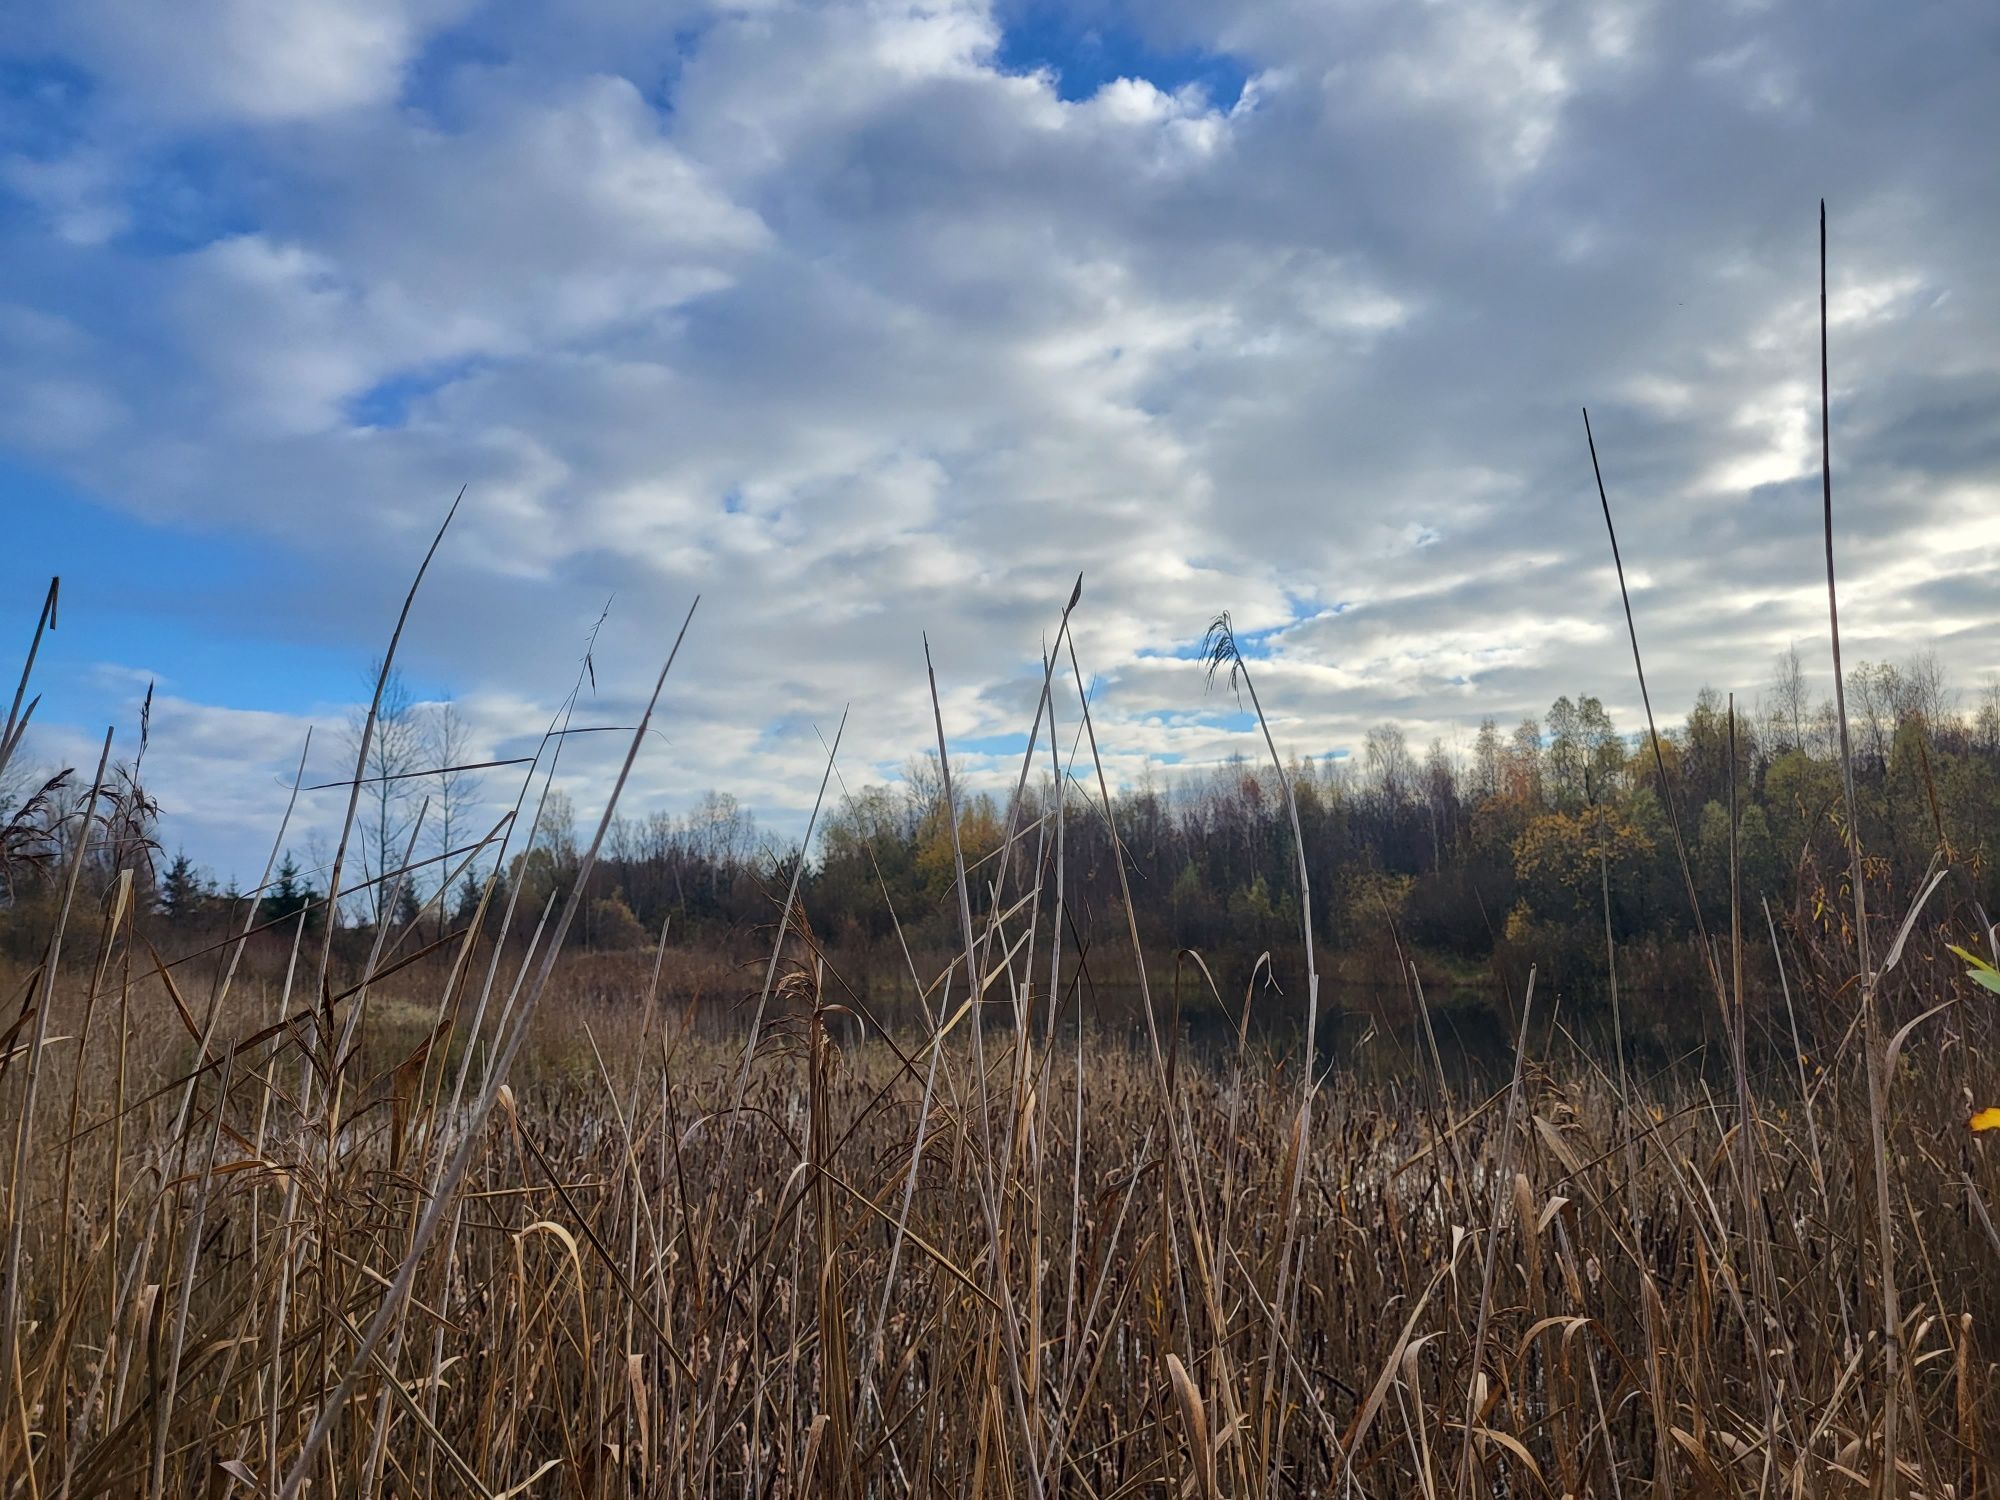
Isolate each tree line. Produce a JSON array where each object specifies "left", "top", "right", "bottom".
[{"left": 6, "top": 649, "right": 1992, "bottom": 1024}]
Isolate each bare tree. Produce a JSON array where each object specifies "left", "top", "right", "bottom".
[
  {"left": 899, "top": 754, "right": 943, "bottom": 838},
  {"left": 1471, "top": 717, "right": 1502, "bottom": 800},
  {"left": 1846, "top": 661, "right": 1898, "bottom": 771},
  {"left": 691, "top": 790, "right": 750, "bottom": 897},
  {"left": 1894, "top": 648, "right": 1955, "bottom": 731},
  {"left": 1977, "top": 676, "right": 2000, "bottom": 755},
  {"left": 1422, "top": 737, "right": 1455, "bottom": 868},
  {"left": 0, "top": 753, "right": 34, "bottom": 826},
  {"left": 347, "top": 660, "right": 423, "bottom": 927},
  {"left": 1764, "top": 643, "right": 1811, "bottom": 754},
  {"left": 534, "top": 787, "right": 580, "bottom": 866},
  {"left": 1363, "top": 723, "right": 1416, "bottom": 808},
  {"left": 424, "top": 700, "right": 481, "bottom": 927}
]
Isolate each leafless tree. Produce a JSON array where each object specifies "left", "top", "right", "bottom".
[
  {"left": 1471, "top": 717, "right": 1502, "bottom": 800},
  {"left": 1894, "top": 648, "right": 1955, "bottom": 730},
  {"left": 1363, "top": 723, "right": 1416, "bottom": 807},
  {"left": 347, "top": 660, "right": 423, "bottom": 927},
  {"left": 533, "top": 787, "right": 580, "bottom": 866},
  {"left": 424, "top": 700, "right": 482, "bottom": 926},
  {"left": 1846, "top": 661, "right": 1899, "bottom": 771},
  {"left": 1764, "top": 643, "right": 1811, "bottom": 754},
  {"left": 1977, "top": 676, "right": 2000, "bottom": 755},
  {"left": 691, "top": 790, "right": 749, "bottom": 896},
  {"left": 1422, "top": 737, "right": 1455, "bottom": 868}
]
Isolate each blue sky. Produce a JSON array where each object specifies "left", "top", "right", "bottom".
[
  {"left": 995, "top": 2, "right": 1250, "bottom": 106},
  {"left": 3, "top": 0, "right": 1998, "bottom": 881},
  {"left": 3, "top": 457, "right": 360, "bottom": 710}
]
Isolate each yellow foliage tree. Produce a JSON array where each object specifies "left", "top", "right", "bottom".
[{"left": 913, "top": 792, "right": 1003, "bottom": 905}]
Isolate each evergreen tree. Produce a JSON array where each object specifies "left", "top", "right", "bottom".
[
  {"left": 395, "top": 878, "right": 422, "bottom": 931},
  {"left": 259, "top": 852, "right": 314, "bottom": 928},
  {"left": 453, "top": 871, "right": 485, "bottom": 928},
  {"left": 158, "top": 851, "right": 208, "bottom": 926}
]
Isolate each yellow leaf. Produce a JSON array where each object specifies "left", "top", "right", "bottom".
[{"left": 1970, "top": 1108, "right": 2000, "bottom": 1133}]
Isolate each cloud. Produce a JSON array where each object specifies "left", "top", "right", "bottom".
[
  {"left": 2, "top": 0, "right": 1998, "bottom": 874},
  {"left": 28, "top": 0, "right": 474, "bottom": 125}
]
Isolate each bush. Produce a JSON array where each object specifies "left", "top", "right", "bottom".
[{"left": 588, "top": 892, "right": 649, "bottom": 950}]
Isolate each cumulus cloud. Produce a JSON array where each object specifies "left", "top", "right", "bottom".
[
  {"left": 1, "top": 0, "right": 1997, "bottom": 872},
  {"left": 29, "top": 0, "right": 474, "bottom": 125}
]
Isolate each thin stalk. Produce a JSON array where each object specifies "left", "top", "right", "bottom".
[
  {"left": 1, "top": 727, "right": 112, "bottom": 1429},
  {"left": 1456, "top": 966, "right": 1537, "bottom": 1494},
  {"left": 1818, "top": 198, "right": 1898, "bottom": 1494}
]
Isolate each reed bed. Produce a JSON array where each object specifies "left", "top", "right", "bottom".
[
  {"left": 5, "top": 572, "right": 2000, "bottom": 1497},
  {"left": 5, "top": 573, "right": 2000, "bottom": 1498},
  {"left": 7, "top": 207, "right": 1997, "bottom": 1497},
  {"left": 7, "top": 898, "right": 2000, "bottom": 1498}
]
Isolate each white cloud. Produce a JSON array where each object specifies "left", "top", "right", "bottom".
[
  {"left": 2, "top": 0, "right": 1999, "bottom": 873},
  {"left": 39, "top": 0, "right": 472, "bottom": 124},
  {"left": 1, "top": 146, "right": 128, "bottom": 244}
]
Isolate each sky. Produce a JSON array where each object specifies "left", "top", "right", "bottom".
[{"left": 1, "top": 0, "right": 1996, "bottom": 884}]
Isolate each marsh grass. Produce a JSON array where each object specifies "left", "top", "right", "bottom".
[
  {"left": 7, "top": 213, "right": 2000, "bottom": 1497},
  {"left": 7, "top": 557, "right": 2000, "bottom": 1500},
  {"left": 9, "top": 899, "right": 2000, "bottom": 1499}
]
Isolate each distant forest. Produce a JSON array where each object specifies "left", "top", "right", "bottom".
[{"left": 5, "top": 647, "right": 1994, "bottom": 1024}]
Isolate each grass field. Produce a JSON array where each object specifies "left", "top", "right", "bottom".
[
  {"left": 7, "top": 575, "right": 2000, "bottom": 1498},
  {"left": 6, "top": 885, "right": 2000, "bottom": 1498},
  {"left": 7, "top": 236, "right": 1998, "bottom": 1497}
]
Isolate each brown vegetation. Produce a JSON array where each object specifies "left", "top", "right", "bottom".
[{"left": 5, "top": 212, "right": 1998, "bottom": 1497}]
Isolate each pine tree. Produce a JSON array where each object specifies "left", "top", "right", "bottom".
[
  {"left": 158, "top": 851, "right": 208, "bottom": 926},
  {"left": 395, "top": 877, "right": 422, "bottom": 931},
  {"left": 260, "top": 852, "right": 314, "bottom": 928},
  {"left": 453, "top": 872, "right": 484, "bottom": 927}
]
